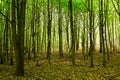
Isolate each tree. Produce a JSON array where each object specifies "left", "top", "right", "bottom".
[
  {"left": 58, "top": 0, "right": 63, "bottom": 58},
  {"left": 12, "top": 0, "right": 26, "bottom": 76},
  {"left": 104, "top": 0, "right": 110, "bottom": 60},
  {"left": 0, "top": 27, "right": 3, "bottom": 64},
  {"left": 82, "top": 14, "right": 86, "bottom": 60},
  {"left": 47, "top": 0, "right": 52, "bottom": 63},
  {"left": 99, "top": 0, "right": 106, "bottom": 67},
  {"left": 65, "top": 13, "right": 70, "bottom": 52},
  {"left": 88, "top": 0, "right": 94, "bottom": 67},
  {"left": 69, "top": 0, "right": 75, "bottom": 65},
  {"left": 31, "top": 0, "right": 36, "bottom": 61},
  {"left": 3, "top": 0, "right": 10, "bottom": 63}
]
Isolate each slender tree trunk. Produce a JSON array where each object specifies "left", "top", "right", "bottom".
[
  {"left": 74, "top": 12, "right": 79, "bottom": 51},
  {"left": 104, "top": 0, "right": 109, "bottom": 60},
  {"left": 9, "top": 25, "right": 13, "bottom": 65},
  {"left": 41, "top": 0, "right": 47, "bottom": 54},
  {"left": 0, "top": 13, "right": 3, "bottom": 64},
  {"left": 47, "top": 0, "right": 52, "bottom": 63},
  {"left": 118, "top": 0, "right": 120, "bottom": 49},
  {"left": 28, "top": 27, "right": 31, "bottom": 60},
  {"left": 82, "top": 14, "right": 86, "bottom": 59},
  {"left": 35, "top": 0, "right": 41, "bottom": 64},
  {"left": 76, "top": 17, "right": 80, "bottom": 51},
  {"left": 112, "top": 19, "right": 115, "bottom": 51},
  {"left": 100, "top": 0, "right": 106, "bottom": 67},
  {"left": 86, "top": 13, "right": 89, "bottom": 56},
  {"left": 69, "top": 0, "right": 75, "bottom": 65},
  {"left": 0, "top": 29, "right": 3, "bottom": 64},
  {"left": 88, "top": 0, "right": 94, "bottom": 67},
  {"left": 3, "top": 0, "right": 10, "bottom": 63},
  {"left": 31, "top": 0, "right": 36, "bottom": 61},
  {"left": 58, "top": 0, "right": 63, "bottom": 58},
  {"left": 99, "top": 0, "right": 103, "bottom": 53},
  {"left": 65, "top": 14, "right": 70, "bottom": 52}
]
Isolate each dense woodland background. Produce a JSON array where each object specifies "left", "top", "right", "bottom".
[{"left": 0, "top": 0, "right": 120, "bottom": 79}]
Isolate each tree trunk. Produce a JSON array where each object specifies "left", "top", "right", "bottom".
[
  {"left": 47, "top": 0, "right": 52, "bottom": 63},
  {"left": 69, "top": 0, "right": 75, "bottom": 65},
  {"left": 12, "top": 0, "right": 26, "bottom": 76},
  {"left": 65, "top": 14, "right": 70, "bottom": 52},
  {"left": 58, "top": 0, "right": 63, "bottom": 58},
  {"left": 31, "top": 0, "right": 36, "bottom": 61},
  {"left": 88, "top": 0, "right": 94, "bottom": 67},
  {"left": 82, "top": 14, "right": 86, "bottom": 59},
  {"left": 0, "top": 29, "right": 3, "bottom": 64}
]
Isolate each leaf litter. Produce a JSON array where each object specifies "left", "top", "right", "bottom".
[{"left": 0, "top": 53, "right": 120, "bottom": 80}]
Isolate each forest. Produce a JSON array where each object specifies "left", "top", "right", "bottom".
[{"left": 0, "top": 0, "right": 120, "bottom": 79}]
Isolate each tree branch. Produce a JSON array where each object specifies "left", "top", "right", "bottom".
[
  {"left": 111, "top": 0, "right": 119, "bottom": 15},
  {"left": 0, "top": 11, "right": 11, "bottom": 23},
  {"left": 81, "top": 0, "right": 90, "bottom": 12}
]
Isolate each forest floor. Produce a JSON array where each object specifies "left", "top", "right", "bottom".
[{"left": 0, "top": 50, "right": 120, "bottom": 80}]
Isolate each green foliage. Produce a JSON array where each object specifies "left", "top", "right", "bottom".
[
  {"left": 52, "top": 0, "right": 86, "bottom": 12},
  {"left": 0, "top": 0, "right": 120, "bottom": 79}
]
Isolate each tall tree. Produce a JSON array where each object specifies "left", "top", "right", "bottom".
[
  {"left": 58, "top": 0, "right": 63, "bottom": 58},
  {"left": 12, "top": 0, "right": 26, "bottom": 76},
  {"left": 99, "top": 0, "right": 103, "bottom": 53},
  {"left": 88, "top": 0, "right": 94, "bottom": 67},
  {"left": 104, "top": 0, "right": 109, "bottom": 60},
  {"left": 3, "top": 0, "right": 10, "bottom": 63},
  {"left": 0, "top": 26, "right": 3, "bottom": 64},
  {"left": 82, "top": 14, "right": 86, "bottom": 60},
  {"left": 41, "top": 0, "right": 47, "bottom": 54},
  {"left": 99, "top": 0, "right": 106, "bottom": 67},
  {"left": 69, "top": 0, "right": 75, "bottom": 65},
  {"left": 31, "top": 0, "right": 36, "bottom": 61},
  {"left": 47, "top": 0, "right": 52, "bottom": 63},
  {"left": 65, "top": 14, "right": 70, "bottom": 52}
]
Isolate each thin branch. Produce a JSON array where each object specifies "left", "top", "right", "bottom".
[
  {"left": 0, "top": 11, "right": 11, "bottom": 23},
  {"left": 111, "top": 0, "right": 119, "bottom": 15},
  {"left": 81, "top": 0, "right": 90, "bottom": 12}
]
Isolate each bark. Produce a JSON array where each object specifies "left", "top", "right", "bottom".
[
  {"left": 12, "top": 0, "right": 26, "bottom": 76},
  {"left": 47, "top": 0, "right": 52, "bottom": 63},
  {"left": 0, "top": 30, "right": 3, "bottom": 64},
  {"left": 104, "top": 0, "right": 110, "bottom": 60},
  {"left": 65, "top": 14, "right": 70, "bottom": 51},
  {"left": 31, "top": 0, "right": 36, "bottom": 61},
  {"left": 82, "top": 14, "right": 86, "bottom": 59},
  {"left": 69, "top": 0, "right": 75, "bottom": 65},
  {"left": 88, "top": 0, "right": 94, "bottom": 67},
  {"left": 58, "top": 0, "right": 63, "bottom": 58},
  {"left": 99, "top": 0, "right": 103, "bottom": 53}
]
